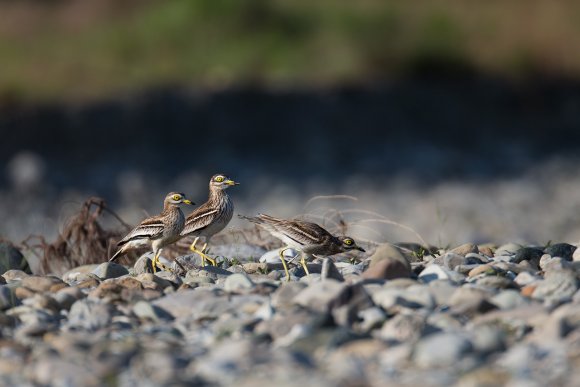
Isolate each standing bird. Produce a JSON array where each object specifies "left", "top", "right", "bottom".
[
  {"left": 240, "top": 213, "right": 365, "bottom": 281},
  {"left": 110, "top": 192, "right": 193, "bottom": 272},
  {"left": 180, "top": 174, "right": 239, "bottom": 266}
]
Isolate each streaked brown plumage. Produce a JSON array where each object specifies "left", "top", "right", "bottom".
[
  {"left": 240, "top": 213, "right": 365, "bottom": 280},
  {"left": 180, "top": 173, "right": 238, "bottom": 266},
  {"left": 110, "top": 192, "right": 193, "bottom": 272}
]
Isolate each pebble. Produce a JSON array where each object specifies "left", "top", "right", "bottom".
[
  {"left": 92, "top": 262, "right": 129, "bottom": 279},
  {"left": 451, "top": 243, "right": 479, "bottom": 256},
  {"left": 224, "top": 273, "right": 255, "bottom": 292},
  {"left": 419, "top": 264, "right": 464, "bottom": 284},
  {"left": 413, "top": 333, "right": 473, "bottom": 368}
]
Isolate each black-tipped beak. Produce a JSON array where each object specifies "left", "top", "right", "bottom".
[
  {"left": 356, "top": 246, "right": 366, "bottom": 252},
  {"left": 182, "top": 199, "right": 194, "bottom": 205}
]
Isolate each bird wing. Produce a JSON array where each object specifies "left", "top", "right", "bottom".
[
  {"left": 276, "top": 220, "right": 330, "bottom": 245},
  {"left": 181, "top": 205, "right": 220, "bottom": 235},
  {"left": 117, "top": 216, "right": 165, "bottom": 246},
  {"left": 247, "top": 213, "right": 331, "bottom": 246}
]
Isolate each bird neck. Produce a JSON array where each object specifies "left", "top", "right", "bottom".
[
  {"left": 162, "top": 202, "right": 180, "bottom": 215},
  {"left": 208, "top": 186, "right": 229, "bottom": 206}
]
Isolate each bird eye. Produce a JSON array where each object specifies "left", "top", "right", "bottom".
[
  {"left": 172, "top": 194, "right": 181, "bottom": 201},
  {"left": 344, "top": 239, "right": 353, "bottom": 245},
  {"left": 215, "top": 176, "right": 225, "bottom": 182}
]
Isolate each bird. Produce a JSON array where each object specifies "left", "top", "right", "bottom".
[
  {"left": 110, "top": 192, "right": 193, "bottom": 273},
  {"left": 239, "top": 213, "right": 365, "bottom": 281},
  {"left": 180, "top": 173, "right": 239, "bottom": 266}
]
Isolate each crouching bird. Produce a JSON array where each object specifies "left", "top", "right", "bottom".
[{"left": 240, "top": 213, "right": 365, "bottom": 281}]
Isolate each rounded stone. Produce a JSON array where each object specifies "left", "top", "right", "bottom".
[{"left": 224, "top": 273, "right": 255, "bottom": 292}]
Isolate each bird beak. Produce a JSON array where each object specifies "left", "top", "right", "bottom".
[
  {"left": 182, "top": 199, "right": 193, "bottom": 205},
  {"left": 356, "top": 246, "right": 366, "bottom": 252},
  {"left": 225, "top": 179, "right": 239, "bottom": 186}
]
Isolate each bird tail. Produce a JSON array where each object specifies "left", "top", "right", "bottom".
[{"left": 238, "top": 214, "right": 262, "bottom": 224}]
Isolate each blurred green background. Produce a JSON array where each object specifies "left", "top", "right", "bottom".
[{"left": 1, "top": 0, "right": 580, "bottom": 100}]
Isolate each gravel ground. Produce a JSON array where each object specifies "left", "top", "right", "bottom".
[{"left": 1, "top": 239, "right": 580, "bottom": 386}]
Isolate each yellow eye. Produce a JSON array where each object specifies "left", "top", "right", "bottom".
[
  {"left": 344, "top": 239, "right": 353, "bottom": 245},
  {"left": 172, "top": 194, "right": 181, "bottom": 201},
  {"left": 215, "top": 176, "right": 225, "bottom": 182}
]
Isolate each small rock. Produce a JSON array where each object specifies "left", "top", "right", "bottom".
[
  {"left": 465, "top": 253, "right": 488, "bottom": 264},
  {"left": 532, "top": 269, "right": 578, "bottom": 302},
  {"left": 0, "top": 285, "right": 19, "bottom": 310},
  {"left": 75, "top": 277, "right": 100, "bottom": 289},
  {"left": 470, "top": 325, "right": 506, "bottom": 355},
  {"left": 154, "top": 271, "right": 183, "bottom": 287},
  {"left": 490, "top": 290, "right": 531, "bottom": 310},
  {"left": 321, "top": 258, "right": 345, "bottom": 281},
  {"left": 224, "top": 273, "right": 255, "bottom": 292},
  {"left": 136, "top": 273, "right": 175, "bottom": 290},
  {"left": 413, "top": 332, "right": 473, "bottom": 368},
  {"left": 113, "top": 276, "right": 144, "bottom": 290},
  {"left": 449, "top": 287, "right": 497, "bottom": 317},
  {"left": 451, "top": 243, "right": 479, "bottom": 256},
  {"left": 428, "top": 280, "right": 458, "bottom": 306},
  {"left": 91, "top": 262, "right": 129, "bottom": 280},
  {"left": 454, "top": 264, "right": 483, "bottom": 275},
  {"left": 515, "top": 271, "right": 541, "bottom": 287},
  {"left": 362, "top": 257, "right": 411, "bottom": 281},
  {"left": 21, "top": 276, "right": 65, "bottom": 293},
  {"left": 2, "top": 270, "right": 29, "bottom": 282},
  {"left": 53, "top": 286, "right": 85, "bottom": 310},
  {"left": 379, "top": 312, "right": 433, "bottom": 344},
  {"left": 372, "top": 286, "right": 436, "bottom": 311},
  {"left": 357, "top": 307, "right": 386, "bottom": 332},
  {"left": 0, "top": 242, "right": 30, "bottom": 274},
  {"left": 67, "top": 299, "right": 115, "bottom": 331},
  {"left": 133, "top": 255, "right": 153, "bottom": 275},
  {"left": 14, "top": 286, "right": 36, "bottom": 299},
  {"left": 443, "top": 253, "right": 466, "bottom": 270},
  {"left": 544, "top": 243, "right": 576, "bottom": 261},
  {"left": 476, "top": 276, "right": 517, "bottom": 290},
  {"left": 419, "top": 264, "right": 463, "bottom": 284},
  {"left": 541, "top": 256, "right": 572, "bottom": 272},
  {"left": 478, "top": 246, "right": 495, "bottom": 257},
  {"left": 183, "top": 275, "right": 214, "bottom": 285},
  {"left": 468, "top": 264, "right": 497, "bottom": 278},
  {"left": 61, "top": 265, "right": 100, "bottom": 283},
  {"left": 294, "top": 280, "right": 374, "bottom": 326},
  {"left": 132, "top": 300, "right": 174, "bottom": 322},
  {"left": 495, "top": 243, "right": 522, "bottom": 256},
  {"left": 271, "top": 282, "right": 308, "bottom": 307},
  {"left": 21, "top": 294, "right": 60, "bottom": 314},
  {"left": 514, "top": 247, "right": 544, "bottom": 264}
]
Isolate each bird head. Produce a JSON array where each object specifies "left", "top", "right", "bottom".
[
  {"left": 210, "top": 174, "right": 239, "bottom": 190},
  {"left": 339, "top": 236, "right": 365, "bottom": 252},
  {"left": 166, "top": 192, "right": 193, "bottom": 205}
]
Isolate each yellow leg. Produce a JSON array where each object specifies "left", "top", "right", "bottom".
[
  {"left": 300, "top": 253, "right": 310, "bottom": 276},
  {"left": 279, "top": 247, "right": 292, "bottom": 282},
  {"left": 189, "top": 238, "right": 216, "bottom": 266},
  {"left": 152, "top": 251, "right": 159, "bottom": 274},
  {"left": 152, "top": 249, "right": 173, "bottom": 273}
]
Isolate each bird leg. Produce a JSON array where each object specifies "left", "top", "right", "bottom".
[
  {"left": 189, "top": 237, "right": 216, "bottom": 267},
  {"left": 152, "top": 249, "right": 173, "bottom": 273},
  {"left": 300, "top": 253, "right": 310, "bottom": 276},
  {"left": 278, "top": 247, "right": 292, "bottom": 282}
]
